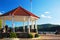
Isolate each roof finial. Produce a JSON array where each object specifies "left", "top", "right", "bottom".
[
  {"left": 17, "top": 0, "right": 21, "bottom": 7},
  {"left": 30, "top": 0, "right": 32, "bottom": 12}
]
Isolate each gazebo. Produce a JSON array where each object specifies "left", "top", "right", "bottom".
[{"left": 0, "top": 6, "right": 39, "bottom": 34}]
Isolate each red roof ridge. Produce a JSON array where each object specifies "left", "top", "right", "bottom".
[{"left": 0, "top": 6, "right": 40, "bottom": 18}]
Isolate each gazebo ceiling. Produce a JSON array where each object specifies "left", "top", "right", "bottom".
[{"left": 0, "top": 6, "right": 39, "bottom": 21}]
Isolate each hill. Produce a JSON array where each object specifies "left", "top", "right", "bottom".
[
  {"left": 8, "top": 24, "right": 60, "bottom": 32},
  {"left": 38, "top": 24, "right": 60, "bottom": 32}
]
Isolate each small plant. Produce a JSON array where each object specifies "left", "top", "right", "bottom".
[
  {"left": 9, "top": 32, "right": 17, "bottom": 38},
  {"left": 35, "top": 34, "right": 39, "bottom": 38},
  {"left": 28, "top": 34, "right": 33, "bottom": 38}
]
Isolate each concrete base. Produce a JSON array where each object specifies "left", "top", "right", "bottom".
[{"left": 4, "top": 38, "right": 19, "bottom": 40}]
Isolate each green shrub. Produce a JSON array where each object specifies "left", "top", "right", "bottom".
[
  {"left": 28, "top": 34, "right": 33, "bottom": 38},
  {"left": 35, "top": 34, "right": 39, "bottom": 38},
  {"left": 9, "top": 32, "right": 17, "bottom": 38}
]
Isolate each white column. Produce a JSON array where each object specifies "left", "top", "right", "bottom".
[
  {"left": 35, "top": 20, "right": 38, "bottom": 33},
  {"left": 12, "top": 16, "right": 15, "bottom": 32},
  {"left": 23, "top": 17, "right": 25, "bottom": 32},
  {"left": 31, "top": 21, "right": 34, "bottom": 29},
  {"left": 27, "top": 18, "right": 30, "bottom": 33},
  {"left": 3, "top": 20, "right": 6, "bottom": 33},
  {"left": 2, "top": 17, "right": 5, "bottom": 32},
  {"left": 23, "top": 22, "right": 25, "bottom": 32}
]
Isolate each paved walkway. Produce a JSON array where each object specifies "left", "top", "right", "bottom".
[{"left": 0, "top": 34, "right": 60, "bottom": 40}]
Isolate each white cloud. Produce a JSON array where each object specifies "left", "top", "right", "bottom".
[
  {"left": 0, "top": 12, "right": 2, "bottom": 15},
  {"left": 44, "top": 12, "right": 50, "bottom": 14},
  {"left": 41, "top": 14, "right": 52, "bottom": 19},
  {"left": 41, "top": 15, "right": 46, "bottom": 18},
  {"left": 0, "top": 11, "right": 4, "bottom": 15},
  {"left": 47, "top": 16, "right": 52, "bottom": 18}
]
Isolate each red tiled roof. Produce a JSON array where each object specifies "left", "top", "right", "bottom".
[{"left": 0, "top": 6, "right": 39, "bottom": 18}]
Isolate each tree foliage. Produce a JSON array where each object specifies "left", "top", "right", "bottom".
[{"left": 0, "top": 20, "right": 2, "bottom": 29}]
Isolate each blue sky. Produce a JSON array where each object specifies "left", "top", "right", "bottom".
[{"left": 0, "top": 0, "right": 60, "bottom": 27}]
